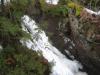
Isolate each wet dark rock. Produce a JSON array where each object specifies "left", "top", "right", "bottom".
[{"left": 41, "top": 15, "right": 100, "bottom": 75}]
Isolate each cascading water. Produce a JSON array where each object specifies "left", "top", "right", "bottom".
[
  {"left": 21, "top": 15, "right": 87, "bottom": 75},
  {"left": 46, "top": 0, "right": 59, "bottom": 5}
]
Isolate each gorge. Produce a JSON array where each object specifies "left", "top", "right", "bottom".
[{"left": 0, "top": 0, "right": 100, "bottom": 75}]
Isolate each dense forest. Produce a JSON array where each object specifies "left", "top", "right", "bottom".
[{"left": 0, "top": 0, "right": 100, "bottom": 75}]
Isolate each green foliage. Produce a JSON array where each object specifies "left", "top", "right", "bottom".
[
  {"left": 10, "top": 0, "right": 35, "bottom": 20},
  {"left": 11, "top": 0, "right": 35, "bottom": 10},
  {"left": 58, "top": 0, "right": 70, "bottom": 5},
  {"left": 0, "top": 45, "right": 50, "bottom": 75},
  {"left": 39, "top": 0, "right": 68, "bottom": 17},
  {"left": 11, "top": 0, "right": 28, "bottom": 6},
  {"left": 67, "top": 2, "right": 83, "bottom": 16},
  {"left": 0, "top": 17, "right": 21, "bottom": 38},
  {"left": 13, "top": 11, "right": 23, "bottom": 21},
  {"left": 39, "top": 0, "right": 83, "bottom": 17},
  {"left": 40, "top": 0, "right": 47, "bottom": 11},
  {"left": 0, "top": 17, "right": 20, "bottom": 35},
  {"left": 0, "top": 0, "right": 33, "bottom": 42},
  {"left": 47, "top": 5, "right": 68, "bottom": 17},
  {"left": 8, "top": 68, "right": 27, "bottom": 75},
  {"left": 0, "top": 16, "right": 30, "bottom": 41}
]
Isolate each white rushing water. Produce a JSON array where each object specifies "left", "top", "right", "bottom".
[
  {"left": 21, "top": 15, "right": 87, "bottom": 75},
  {"left": 46, "top": 0, "right": 59, "bottom": 5},
  {"left": 84, "top": 8, "right": 100, "bottom": 15}
]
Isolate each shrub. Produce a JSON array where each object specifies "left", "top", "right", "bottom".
[
  {"left": 47, "top": 5, "right": 68, "bottom": 17},
  {"left": 0, "top": 45, "right": 50, "bottom": 75},
  {"left": 0, "top": 16, "right": 30, "bottom": 42}
]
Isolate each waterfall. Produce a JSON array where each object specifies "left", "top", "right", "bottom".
[
  {"left": 46, "top": 0, "right": 59, "bottom": 5},
  {"left": 21, "top": 15, "right": 87, "bottom": 75}
]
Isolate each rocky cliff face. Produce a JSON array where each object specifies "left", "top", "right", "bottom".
[
  {"left": 48, "top": 10, "right": 99, "bottom": 75},
  {"left": 68, "top": 13, "right": 100, "bottom": 75},
  {"left": 44, "top": 12, "right": 100, "bottom": 75}
]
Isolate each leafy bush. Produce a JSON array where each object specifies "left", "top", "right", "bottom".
[
  {"left": 0, "top": 45, "right": 50, "bottom": 75},
  {"left": 46, "top": 5, "right": 68, "bottom": 17},
  {"left": 0, "top": 16, "right": 30, "bottom": 42},
  {"left": 10, "top": 0, "right": 35, "bottom": 20},
  {"left": 39, "top": 0, "right": 68, "bottom": 17},
  {"left": 0, "top": 17, "right": 20, "bottom": 35},
  {"left": 0, "top": 17, "right": 21, "bottom": 41}
]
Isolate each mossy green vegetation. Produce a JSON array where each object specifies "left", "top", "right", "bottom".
[
  {"left": 58, "top": 0, "right": 70, "bottom": 5},
  {"left": 39, "top": 0, "right": 83, "bottom": 17},
  {"left": 0, "top": 16, "right": 30, "bottom": 43},
  {"left": 0, "top": 0, "right": 50, "bottom": 75},
  {"left": 67, "top": 2, "right": 83, "bottom": 16},
  {"left": 45, "top": 5, "right": 68, "bottom": 17},
  {"left": 0, "top": 17, "right": 21, "bottom": 38},
  {"left": 0, "top": 45, "right": 50, "bottom": 75},
  {"left": 38, "top": 0, "right": 68, "bottom": 17},
  {"left": 40, "top": 0, "right": 46, "bottom": 10},
  {"left": 9, "top": 0, "right": 35, "bottom": 21}
]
